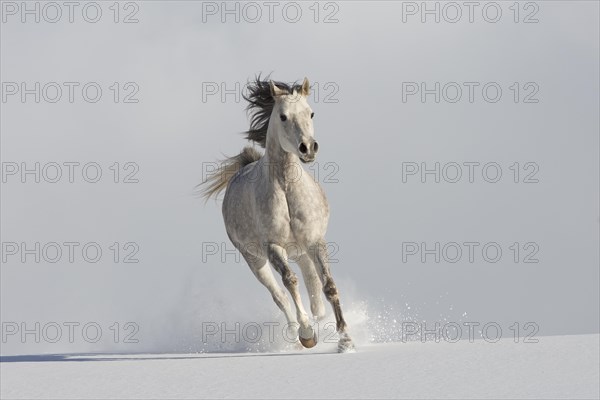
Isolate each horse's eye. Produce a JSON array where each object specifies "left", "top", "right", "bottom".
[
  {"left": 310, "top": 112, "right": 315, "bottom": 119},
  {"left": 280, "top": 114, "right": 287, "bottom": 121}
]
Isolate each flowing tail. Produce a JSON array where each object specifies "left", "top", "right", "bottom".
[{"left": 198, "top": 146, "right": 262, "bottom": 201}]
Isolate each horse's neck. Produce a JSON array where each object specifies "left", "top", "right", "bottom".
[{"left": 264, "top": 127, "right": 300, "bottom": 190}]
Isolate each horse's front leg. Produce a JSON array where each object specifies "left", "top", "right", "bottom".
[
  {"left": 267, "top": 244, "right": 317, "bottom": 348},
  {"left": 296, "top": 254, "right": 326, "bottom": 321},
  {"left": 309, "top": 240, "right": 355, "bottom": 353}
]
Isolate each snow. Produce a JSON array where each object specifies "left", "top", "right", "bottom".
[{"left": 1, "top": 334, "right": 598, "bottom": 399}]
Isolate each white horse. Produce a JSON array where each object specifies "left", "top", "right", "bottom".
[{"left": 201, "top": 76, "right": 354, "bottom": 352}]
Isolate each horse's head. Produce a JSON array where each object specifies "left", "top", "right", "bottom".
[{"left": 269, "top": 78, "right": 317, "bottom": 163}]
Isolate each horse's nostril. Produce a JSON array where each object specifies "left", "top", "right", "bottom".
[
  {"left": 313, "top": 141, "right": 319, "bottom": 153},
  {"left": 299, "top": 143, "right": 308, "bottom": 154}
]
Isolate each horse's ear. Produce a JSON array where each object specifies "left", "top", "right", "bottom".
[
  {"left": 301, "top": 77, "right": 310, "bottom": 96},
  {"left": 269, "top": 81, "right": 285, "bottom": 98}
]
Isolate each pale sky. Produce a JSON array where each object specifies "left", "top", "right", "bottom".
[{"left": 1, "top": 1, "right": 598, "bottom": 355}]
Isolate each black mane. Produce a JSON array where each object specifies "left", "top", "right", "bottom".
[{"left": 242, "top": 74, "right": 303, "bottom": 148}]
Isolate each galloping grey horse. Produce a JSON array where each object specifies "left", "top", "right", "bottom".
[{"left": 200, "top": 76, "right": 354, "bottom": 352}]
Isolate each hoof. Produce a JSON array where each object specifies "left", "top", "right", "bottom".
[
  {"left": 337, "top": 334, "right": 355, "bottom": 353},
  {"left": 299, "top": 332, "right": 318, "bottom": 348}
]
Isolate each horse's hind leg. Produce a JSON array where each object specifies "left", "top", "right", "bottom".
[
  {"left": 308, "top": 241, "right": 355, "bottom": 353},
  {"left": 296, "top": 254, "right": 326, "bottom": 321},
  {"left": 241, "top": 251, "right": 299, "bottom": 344},
  {"left": 266, "top": 244, "right": 317, "bottom": 348}
]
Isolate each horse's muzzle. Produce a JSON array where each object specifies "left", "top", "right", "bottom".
[
  {"left": 298, "top": 139, "right": 318, "bottom": 163},
  {"left": 300, "top": 155, "right": 315, "bottom": 164}
]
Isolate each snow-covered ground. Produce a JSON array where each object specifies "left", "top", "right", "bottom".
[{"left": 1, "top": 334, "right": 598, "bottom": 399}]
